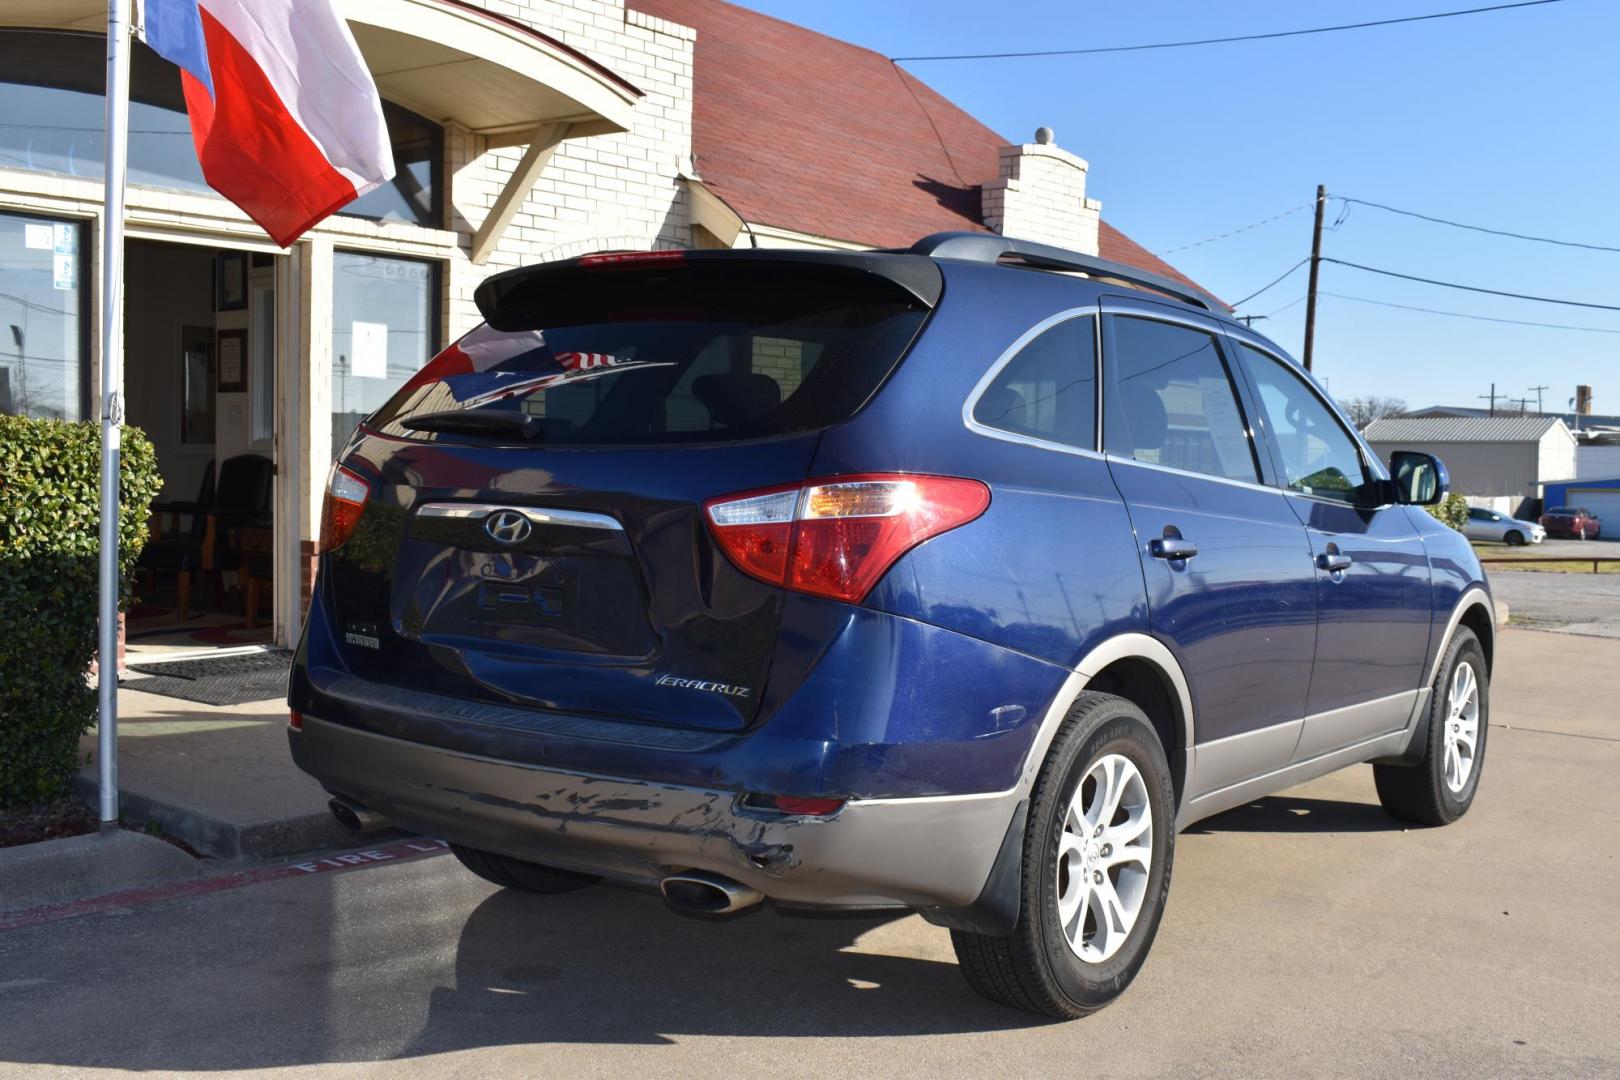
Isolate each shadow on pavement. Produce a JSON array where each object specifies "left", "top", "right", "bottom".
[
  {"left": 1187, "top": 794, "right": 1405, "bottom": 835},
  {"left": 0, "top": 866, "right": 1046, "bottom": 1072}
]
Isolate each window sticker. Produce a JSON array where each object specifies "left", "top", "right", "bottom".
[
  {"left": 350, "top": 321, "right": 389, "bottom": 379},
  {"left": 53, "top": 223, "right": 77, "bottom": 254},
  {"left": 52, "top": 252, "right": 76, "bottom": 291},
  {"left": 24, "top": 223, "right": 54, "bottom": 250}
]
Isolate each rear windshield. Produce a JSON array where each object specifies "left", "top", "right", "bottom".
[{"left": 368, "top": 262, "right": 929, "bottom": 447}]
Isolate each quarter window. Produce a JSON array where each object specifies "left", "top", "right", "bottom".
[
  {"left": 972, "top": 315, "right": 1097, "bottom": 450},
  {"left": 1237, "top": 343, "right": 1370, "bottom": 504},
  {"left": 1103, "top": 316, "right": 1256, "bottom": 483}
]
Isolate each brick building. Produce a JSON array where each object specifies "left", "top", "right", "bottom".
[{"left": 0, "top": 0, "right": 1201, "bottom": 652}]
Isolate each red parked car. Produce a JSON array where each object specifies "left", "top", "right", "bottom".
[{"left": 1539, "top": 505, "right": 1603, "bottom": 540}]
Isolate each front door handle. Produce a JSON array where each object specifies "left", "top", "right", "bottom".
[
  {"left": 1149, "top": 537, "right": 1199, "bottom": 560},
  {"left": 1316, "top": 552, "right": 1353, "bottom": 573}
]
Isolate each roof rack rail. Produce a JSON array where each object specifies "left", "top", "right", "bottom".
[{"left": 908, "top": 231, "right": 1219, "bottom": 313}]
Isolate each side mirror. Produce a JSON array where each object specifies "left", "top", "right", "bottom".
[{"left": 1388, "top": 450, "right": 1449, "bottom": 506}]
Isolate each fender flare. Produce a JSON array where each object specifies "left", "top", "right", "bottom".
[
  {"left": 1380, "top": 585, "right": 1496, "bottom": 767},
  {"left": 1016, "top": 632, "right": 1196, "bottom": 812}
]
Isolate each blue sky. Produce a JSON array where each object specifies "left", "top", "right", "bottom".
[{"left": 740, "top": 0, "right": 1618, "bottom": 411}]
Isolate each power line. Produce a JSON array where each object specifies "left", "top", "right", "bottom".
[
  {"left": 1320, "top": 291, "right": 1620, "bottom": 333},
  {"left": 1154, "top": 203, "right": 1312, "bottom": 256},
  {"left": 892, "top": 0, "right": 1566, "bottom": 62},
  {"left": 1320, "top": 257, "right": 1620, "bottom": 311},
  {"left": 1230, "top": 258, "right": 1308, "bottom": 308},
  {"left": 1339, "top": 196, "right": 1620, "bottom": 253}
]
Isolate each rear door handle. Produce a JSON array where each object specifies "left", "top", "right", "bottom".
[
  {"left": 1149, "top": 537, "right": 1199, "bottom": 560},
  {"left": 1316, "top": 552, "right": 1353, "bottom": 573}
]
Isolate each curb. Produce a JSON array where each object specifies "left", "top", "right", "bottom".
[
  {"left": 0, "top": 829, "right": 204, "bottom": 914},
  {"left": 71, "top": 776, "right": 396, "bottom": 863}
]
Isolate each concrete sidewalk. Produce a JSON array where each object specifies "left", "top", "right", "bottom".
[{"left": 75, "top": 686, "right": 364, "bottom": 862}]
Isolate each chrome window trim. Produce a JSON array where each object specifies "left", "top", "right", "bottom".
[
  {"left": 960, "top": 307, "right": 1102, "bottom": 458},
  {"left": 416, "top": 502, "right": 624, "bottom": 532},
  {"left": 1102, "top": 453, "right": 1290, "bottom": 498}
]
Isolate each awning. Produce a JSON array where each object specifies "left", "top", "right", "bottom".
[{"left": 3, "top": 0, "right": 642, "bottom": 139}]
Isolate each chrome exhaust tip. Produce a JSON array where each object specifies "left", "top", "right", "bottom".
[
  {"left": 660, "top": 871, "right": 764, "bottom": 916},
  {"left": 328, "top": 796, "right": 388, "bottom": 834}
]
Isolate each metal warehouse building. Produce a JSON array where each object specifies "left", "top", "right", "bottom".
[{"left": 1362, "top": 415, "right": 1577, "bottom": 507}]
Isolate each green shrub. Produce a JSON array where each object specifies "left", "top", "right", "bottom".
[
  {"left": 0, "top": 416, "right": 161, "bottom": 805},
  {"left": 1425, "top": 491, "right": 1471, "bottom": 533}
]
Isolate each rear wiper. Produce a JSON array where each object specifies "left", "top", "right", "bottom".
[{"left": 401, "top": 409, "right": 542, "bottom": 440}]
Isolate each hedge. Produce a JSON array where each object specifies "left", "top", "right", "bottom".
[
  {"left": 1425, "top": 491, "right": 1471, "bottom": 533},
  {"left": 0, "top": 416, "right": 161, "bottom": 805}
]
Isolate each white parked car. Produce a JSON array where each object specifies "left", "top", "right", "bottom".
[{"left": 1465, "top": 507, "right": 1544, "bottom": 545}]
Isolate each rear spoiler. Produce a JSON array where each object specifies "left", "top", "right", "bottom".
[{"left": 474, "top": 249, "right": 945, "bottom": 331}]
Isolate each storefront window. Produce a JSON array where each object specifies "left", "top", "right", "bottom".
[
  {"left": 0, "top": 30, "right": 443, "bottom": 227},
  {"left": 330, "top": 252, "right": 437, "bottom": 450},
  {"left": 0, "top": 211, "right": 86, "bottom": 420}
]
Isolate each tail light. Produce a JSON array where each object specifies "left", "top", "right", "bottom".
[
  {"left": 288, "top": 710, "right": 303, "bottom": 731},
  {"left": 704, "top": 473, "right": 990, "bottom": 603},
  {"left": 319, "top": 464, "right": 370, "bottom": 552}
]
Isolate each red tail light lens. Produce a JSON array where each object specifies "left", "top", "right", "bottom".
[
  {"left": 705, "top": 474, "right": 990, "bottom": 603},
  {"left": 288, "top": 710, "right": 304, "bottom": 731},
  {"left": 319, "top": 464, "right": 370, "bottom": 552}
]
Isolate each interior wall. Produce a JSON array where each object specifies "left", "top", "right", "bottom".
[{"left": 123, "top": 240, "right": 216, "bottom": 502}]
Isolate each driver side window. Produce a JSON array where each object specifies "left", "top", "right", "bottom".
[{"left": 1236, "top": 343, "right": 1370, "bottom": 505}]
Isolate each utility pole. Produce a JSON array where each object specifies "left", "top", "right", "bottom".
[
  {"left": 1529, "top": 384, "right": 1549, "bottom": 413},
  {"left": 1479, "top": 383, "right": 1498, "bottom": 416},
  {"left": 1301, "top": 184, "right": 1327, "bottom": 373}
]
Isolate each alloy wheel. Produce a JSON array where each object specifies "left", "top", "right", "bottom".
[
  {"left": 1443, "top": 660, "right": 1481, "bottom": 794},
  {"left": 1056, "top": 753, "right": 1153, "bottom": 963}
]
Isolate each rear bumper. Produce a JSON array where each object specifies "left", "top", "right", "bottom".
[{"left": 290, "top": 715, "right": 1021, "bottom": 911}]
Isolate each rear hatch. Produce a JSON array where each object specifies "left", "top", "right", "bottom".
[{"left": 321, "top": 251, "right": 939, "bottom": 732}]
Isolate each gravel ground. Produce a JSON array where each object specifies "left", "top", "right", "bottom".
[{"left": 1486, "top": 568, "right": 1620, "bottom": 637}]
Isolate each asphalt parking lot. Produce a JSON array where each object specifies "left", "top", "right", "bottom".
[
  {"left": 1478, "top": 540, "right": 1620, "bottom": 638},
  {"left": 2, "top": 628, "right": 1615, "bottom": 1079}
]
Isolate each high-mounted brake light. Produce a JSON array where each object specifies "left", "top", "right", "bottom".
[
  {"left": 319, "top": 463, "right": 371, "bottom": 552},
  {"left": 578, "top": 250, "right": 686, "bottom": 270},
  {"left": 704, "top": 474, "right": 990, "bottom": 603}
]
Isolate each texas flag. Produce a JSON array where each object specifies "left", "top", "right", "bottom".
[{"left": 139, "top": 0, "right": 395, "bottom": 247}]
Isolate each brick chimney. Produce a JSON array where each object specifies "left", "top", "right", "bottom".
[
  {"left": 1576, "top": 384, "right": 1594, "bottom": 415},
  {"left": 981, "top": 127, "right": 1102, "bottom": 255}
]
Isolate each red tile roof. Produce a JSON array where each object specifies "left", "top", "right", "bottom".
[{"left": 633, "top": 0, "right": 1207, "bottom": 295}]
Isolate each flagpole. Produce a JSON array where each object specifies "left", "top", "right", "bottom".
[{"left": 96, "top": 0, "right": 132, "bottom": 825}]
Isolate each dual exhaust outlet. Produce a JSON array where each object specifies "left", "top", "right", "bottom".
[{"left": 329, "top": 797, "right": 763, "bottom": 916}]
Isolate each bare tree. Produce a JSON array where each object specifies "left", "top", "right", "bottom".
[{"left": 1339, "top": 395, "right": 1407, "bottom": 430}]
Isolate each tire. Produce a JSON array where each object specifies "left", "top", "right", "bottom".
[
  {"left": 450, "top": 843, "right": 600, "bottom": 893},
  {"left": 1373, "top": 626, "right": 1489, "bottom": 826},
  {"left": 1505, "top": 530, "right": 1526, "bottom": 547},
  {"left": 952, "top": 692, "right": 1175, "bottom": 1019}
]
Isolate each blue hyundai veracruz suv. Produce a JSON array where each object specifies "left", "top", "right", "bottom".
[{"left": 289, "top": 232, "right": 1493, "bottom": 1018}]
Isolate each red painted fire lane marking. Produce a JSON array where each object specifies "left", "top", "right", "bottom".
[{"left": 0, "top": 838, "right": 450, "bottom": 933}]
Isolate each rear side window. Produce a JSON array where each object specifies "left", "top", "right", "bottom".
[
  {"left": 971, "top": 315, "right": 1096, "bottom": 450},
  {"left": 369, "top": 263, "right": 929, "bottom": 446},
  {"left": 1103, "top": 316, "right": 1258, "bottom": 483},
  {"left": 1236, "top": 343, "right": 1370, "bottom": 504}
]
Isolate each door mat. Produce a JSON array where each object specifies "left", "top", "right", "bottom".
[{"left": 124, "top": 651, "right": 293, "bottom": 707}]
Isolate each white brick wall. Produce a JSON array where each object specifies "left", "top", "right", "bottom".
[
  {"left": 982, "top": 139, "right": 1101, "bottom": 256},
  {"left": 445, "top": 0, "right": 697, "bottom": 336}
]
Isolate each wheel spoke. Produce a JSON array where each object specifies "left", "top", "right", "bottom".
[{"left": 1055, "top": 752, "right": 1155, "bottom": 964}]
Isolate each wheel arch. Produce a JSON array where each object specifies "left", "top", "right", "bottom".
[{"left": 1019, "top": 633, "right": 1195, "bottom": 814}]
